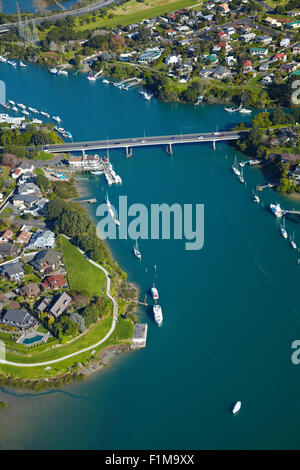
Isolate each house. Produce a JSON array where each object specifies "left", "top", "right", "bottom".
[
  {"left": 36, "top": 297, "right": 51, "bottom": 314},
  {"left": 50, "top": 292, "right": 72, "bottom": 319},
  {"left": 0, "top": 230, "right": 13, "bottom": 243},
  {"left": 250, "top": 47, "right": 268, "bottom": 56},
  {"left": 30, "top": 249, "right": 61, "bottom": 273},
  {"left": 218, "top": 31, "right": 228, "bottom": 39},
  {"left": 242, "top": 59, "right": 253, "bottom": 72},
  {"left": 226, "top": 55, "right": 237, "bottom": 66},
  {"left": 290, "top": 163, "right": 300, "bottom": 184},
  {"left": 261, "top": 74, "right": 274, "bottom": 85},
  {"left": 265, "top": 17, "right": 282, "bottom": 27},
  {"left": 1, "top": 308, "right": 37, "bottom": 330},
  {"left": 287, "top": 20, "right": 300, "bottom": 29},
  {"left": 280, "top": 38, "right": 290, "bottom": 47},
  {"left": 0, "top": 243, "right": 20, "bottom": 259},
  {"left": 165, "top": 55, "right": 181, "bottom": 65},
  {"left": 27, "top": 230, "right": 56, "bottom": 250},
  {"left": 11, "top": 162, "right": 34, "bottom": 179},
  {"left": 18, "top": 182, "right": 40, "bottom": 195},
  {"left": 42, "top": 274, "right": 67, "bottom": 290},
  {"left": 256, "top": 35, "right": 273, "bottom": 45},
  {"left": 292, "top": 45, "right": 300, "bottom": 55},
  {"left": 12, "top": 194, "right": 40, "bottom": 209},
  {"left": 11, "top": 168, "right": 22, "bottom": 179},
  {"left": 212, "top": 65, "right": 229, "bottom": 79},
  {"left": 138, "top": 48, "right": 162, "bottom": 64},
  {"left": 281, "top": 62, "right": 298, "bottom": 74},
  {"left": 242, "top": 33, "right": 256, "bottom": 43},
  {"left": 68, "top": 155, "right": 100, "bottom": 170},
  {"left": 199, "top": 68, "right": 212, "bottom": 78},
  {"left": 259, "top": 61, "right": 271, "bottom": 71},
  {"left": 0, "top": 261, "right": 24, "bottom": 281},
  {"left": 16, "top": 230, "right": 32, "bottom": 245},
  {"left": 288, "top": 11, "right": 300, "bottom": 17},
  {"left": 219, "top": 3, "right": 230, "bottom": 14},
  {"left": 19, "top": 283, "right": 41, "bottom": 298},
  {"left": 273, "top": 53, "right": 287, "bottom": 62}
]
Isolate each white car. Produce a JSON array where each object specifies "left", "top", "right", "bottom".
[{"left": 198, "top": 135, "right": 204, "bottom": 139}]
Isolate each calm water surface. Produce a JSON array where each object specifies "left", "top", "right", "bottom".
[{"left": 0, "top": 62, "right": 300, "bottom": 449}]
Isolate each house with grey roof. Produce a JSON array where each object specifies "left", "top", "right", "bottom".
[
  {"left": 18, "top": 182, "right": 40, "bottom": 195},
  {"left": 0, "top": 261, "right": 24, "bottom": 281},
  {"left": 1, "top": 308, "right": 37, "bottom": 330},
  {"left": 28, "top": 230, "right": 56, "bottom": 250},
  {"left": 50, "top": 292, "right": 72, "bottom": 318},
  {"left": 0, "top": 243, "right": 21, "bottom": 259},
  {"left": 30, "top": 249, "right": 61, "bottom": 273}
]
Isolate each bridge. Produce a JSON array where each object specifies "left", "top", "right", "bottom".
[{"left": 41, "top": 130, "right": 244, "bottom": 156}]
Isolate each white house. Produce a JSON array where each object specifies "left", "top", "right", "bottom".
[
  {"left": 165, "top": 55, "right": 181, "bottom": 65},
  {"left": 280, "top": 38, "right": 290, "bottom": 47}
]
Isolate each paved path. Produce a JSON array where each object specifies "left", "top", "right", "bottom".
[{"left": 0, "top": 242, "right": 118, "bottom": 367}]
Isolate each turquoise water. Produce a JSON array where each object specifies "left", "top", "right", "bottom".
[
  {"left": 1, "top": 63, "right": 300, "bottom": 449},
  {"left": 21, "top": 335, "right": 43, "bottom": 344},
  {"left": 1, "top": 0, "right": 78, "bottom": 14}
]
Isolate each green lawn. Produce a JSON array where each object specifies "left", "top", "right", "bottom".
[
  {"left": 74, "top": 0, "right": 197, "bottom": 31},
  {"left": 60, "top": 236, "right": 106, "bottom": 296}
]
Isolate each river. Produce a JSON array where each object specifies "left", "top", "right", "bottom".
[{"left": 1, "top": 62, "right": 300, "bottom": 449}]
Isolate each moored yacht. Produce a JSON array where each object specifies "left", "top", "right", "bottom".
[
  {"left": 50, "top": 68, "right": 58, "bottom": 74},
  {"left": 239, "top": 165, "right": 245, "bottom": 184},
  {"left": 52, "top": 116, "right": 62, "bottom": 122},
  {"left": 133, "top": 239, "right": 141, "bottom": 261},
  {"left": 225, "top": 106, "right": 238, "bottom": 112},
  {"left": 8, "top": 100, "right": 15, "bottom": 105},
  {"left": 270, "top": 203, "right": 283, "bottom": 218},
  {"left": 151, "top": 285, "right": 159, "bottom": 300},
  {"left": 232, "top": 401, "right": 241, "bottom": 414},
  {"left": 291, "top": 231, "right": 297, "bottom": 250},
  {"left": 232, "top": 156, "right": 240, "bottom": 177},
  {"left": 17, "top": 103, "right": 26, "bottom": 109},
  {"left": 41, "top": 111, "right": 50, "bottom": 118},
  {"left": 102, "top": 79, "right": 109, "bottom": 84},
  {"left": 139, "top": 89, "right": 153, "bottom": 101},
  {"left": 19, "top": 61, "right": 26, "bottom": 67},
  {"left": 239, "top": 107, "right": 251, "bottom": 114},
  {"left": 280, "top": 216, "right": 288, "bottom": 239},
  {"left": 153, "top": 305, "right": 163, "bottom": 327},
  {"left": 87, "top": 74, "right": 96, "bottom": 81},
  {"left": 253, "top": 194, "right": 260, "bottom": 203}
]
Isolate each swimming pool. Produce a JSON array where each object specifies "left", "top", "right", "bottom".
[{"left": 21, "top": 335, "right": 43, "bottom": 345}]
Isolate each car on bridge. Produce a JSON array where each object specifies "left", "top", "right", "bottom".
[{"left": 198, "top": 135, "right": 204, "bottom": 140}]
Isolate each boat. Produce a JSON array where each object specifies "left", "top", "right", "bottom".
[
  {"left": 50, "top": 68, "right": 58, "bottom": 74},
  {"left": 139, "top": 89, "right": 153, "bottom": 101},
  {"left": 105, "top": 173, "right": 113, "bottom": 185},
  {"left": 58, "top": 70, "right": 68, "bottom": 76},
  {"left": 115, "top": 175, "right": 122, "bottom": 184},
  {"left": 40, "top": 111, "right": 50, "bottom": 118},
  {"left": 151, "top": 285, "right": 159, "bottom": 300},
  {"left": 232, "top": 156, "right": 240, "bottom": 177},
  {"left": 22, "top": 110, "right": 30, "bottom": 115},
  {"left": 52, "top": 116, "right": 62, "bottom": 122},
  {"left": 87, "top": 74, "right": 96, "bottom": 81},
  {"left": 232, "top": 401, "right": 241, "bottom": 414},
  {"left": 133, "top": 239, "right": 142, "bottom": 261},
  {"left": 253, "top": 194, "right": 260, "bottom": 203},
  {"left": 280, "top": 216, "right": 288, "bottom": 239},
  {"left": 90, "top": 169, "right": 103, "bottom": 175},
  {"left": 0, "top": 56, "right": 7, "bottom": 63},
  {"left": 153, "top": 305, "right": 163, "bottom": 327},
  {"left": 102, "top": 79, "right": 109, "bottom": 84},
  {"left": 8, "top": 100, "right": 15, "bottom": 105},
  {"left": 17, "top": 103, "right": 26, "bottom": 109},
  {"left": 239, "top": 165, "right": 245, "bottom": 184},
  {"left": 225, "top": 106, "right": 238, "bottom": 112},
  {"left": 12, "top": 106, "right": 18, "bottom": 112},
  {"left": 114, "top": 209, "right": 120, "bottom": 227},
  {"left": 19, "top": 61, "right": 26, "bottom": 67},
  {"left": 1, "top": 103, "right": 10, "bottom": 109},
  {"left": 291, "top": 231, "right": 297, "bottom": 250},
  {"left": 270, "top": 203, "right": 283, "bottom": 218},
  {"left": 28, "top": 107, "right": 39, "bottom": 114},
  {"left": 239, "top": 107, "right": 252, "bottom": 114},
  {"left": 7, "top": 60, "right": 17, "bottom": 67}
]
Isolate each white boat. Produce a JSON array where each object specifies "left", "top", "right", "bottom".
[
  {"left": 7, "top": 60, "right": 17, "bottom": 67},
  {"left": 280, "top": 216, "right": 288, "bottom": 239},
  {"left": 19, "top": 61, "right": 26, "bottom": 67},
  {"left": 225, "top": 106, "right": 237, "bottom": 112},
  {"left": 40, "top": 111, "right": 50, "bottom": 118},
  {"left": 52, "top": 116, "right": 62, "bottom": 122},
  {"left": 139, "top": 89, "right": 153, "bottom": 101},
  {"left": 17, "top": 103, "right": 26, "bottom": 109},
  {"left": 232, "top": 156, "right": 240, "bottom": 177},
  {"left": 239, "top": 107, "right": 251, "bottom": 114},
  {"left": 28, "top": 107, "right": 39, "bottom": 114},
  {"left": 232, "top": 401, "right": 241, "bottom": 414},
  {"left": 115, "top": 175, "right": 122, "bottom": 184},
  {"left": 105, "top": 173, "right": 113, "bottom": 185},
  {"left": 8, "top": 100, "right": 15, "bottom": 105},
  {"left": 105, "top": 193, "right": 111, "bottom": 208},
  {"left": 253, "top": 194, "right": 260, "bottom": 203},
  {"left": 1, "top": 103, "right": 10, "bottom": 109},
  {"left": 133, "top": 239, "right": 141, "bottom": 261},
  {"left": 102, "top": 79, "right": 109, "bottom": 84},
  {"left": 87, "top": 74, "right": 96, "bottom": 81},
  {"left": 0, "top": 56, "right": 7, "bottom": 63},
  {"left": 90, "top": 169, "right": 103, "bottom": 175},
  {"left": 58, "top": 70, "right": 68, "bottom": 76},
  {"left": 151, "top": 285, "right": 159, "bottom": 300},
  {"left": 50, "top": 68, "right": 58, "bottom": 74},
  {"left": 22, "top": 110, "right": 30, "bottom": 116},
  {"left": 12, "top": 106, "right": 18, "bottom": 112},
  {"left": 153, "top": 305, "right": 163, "bottom": 327},
  {"left": 270, "top": 203, "right": 283, "bottom": 218},
  {"left": 114, "top": 209, "right": 120, "bottom": 227},
  {"left": 239, "top": 166, "right": 245, "bottom": 184},
  {"left": 291, "top": 231, "right": 297, "bottom": 250}
]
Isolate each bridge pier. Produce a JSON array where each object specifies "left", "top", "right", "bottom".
[
  {"left": 213, "top": 140, "right": 216, "bottom": 151},
  {"left": 125, "top": 146, "right": 133, "bottom": 158},
  {"left": 166, "top": 143, "right": 173, "bottom": 156}
]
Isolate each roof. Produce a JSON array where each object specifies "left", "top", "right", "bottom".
[
  {"left": 17, "top": 230, "right": 32, "bottom": 244},
  {"left": 242, "top": 59, "right": 252, "bottom": 66},
  {"left": 0, "top": 243, "right": 20, "bottom": 256},
  {"left": 50, "top": 292, "right": 72, "bottom": 318},
  {"left": 20, "top": 283, "right": 41, "bottom": 297},
  {"left": 31, "top": 249, "right": 60, "bottom": 271},
  {"left": 42, "top": 274, "right": 66, "bottom": 290},
  {"left": 2, "top": 308, "right": 36, "bottom": 327},
  {"left": 1, "top": 230, "right": 13, "bottom": 240},
  {"left": 1, "top": 261, "right": 24, "bottom": 277}
]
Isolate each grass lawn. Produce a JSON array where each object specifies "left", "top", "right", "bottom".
[
  {"left": 34, "top": 151, "right": 54, "bottom": 161},
  {"left": 74, "top": 0, "right": 198, "bottom": 31},
  {"left": 60, "top": 236, "right": 106, "bottom": 296},
  {"left": 0, "top": 317, "right": 133, "bottom": 379}
]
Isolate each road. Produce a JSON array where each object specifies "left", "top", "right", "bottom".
[
  {"left": 37, "top": 130, "right": 243, "bottom": 154},
  {"left": 0, "top": 241, "right": 119, "bottom": 367},
  {"left": 0, "top": 0, "right": 120, "bottom": 33}
]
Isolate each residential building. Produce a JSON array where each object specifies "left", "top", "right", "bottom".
[
  {"left": 28, "top": 230, "right": 56, "bottom": 250},
  {"left": 0, "top": 230, "right": 13, "bottom": 243},
  {"left": 0, "top": 261, "right": 24, "bottom": 281},
  {"left": 50, "top": 292, "right": 72, "bottom": 319},
  {"left": 19, "top": 283, "right": 41, "bottom": 298},
  {"left": 138, "top": 48, "right": 162, "bottom": 64},
  {"left": 0, "top": 243, "right": 20, "bottom": 259},
  {"left": 242, "top": 59, "right": 253, "bottom": 72},
  {"left": 42, "top": 274, "right": 67, "bottom": 290},
  {"left": 280, "top": 38, "right": 290, "bottom": 47},
  {"left": 1, "top": 308, "right": 37, "bottom": 330},
  {"left": 17, "top": 230, "right": 32, "bottom": 245},
  {"left": 30, "top": 249, "right": 61, "bottom": 273}
]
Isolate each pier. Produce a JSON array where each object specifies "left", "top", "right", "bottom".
[
  {"left": 256, "top": 183, "right": 275, "bottom": 191},
  {"left": 79, "top": 198, "right": 97, "bottom": 204},
  {"left": 283, "top": 209, "right": 300, "bottom": 216},
  {"left": 32, "top": 130, "right": 245, "bottom": 155},
  {"left": 132, "top": 324, "right": 148, "bottom": 349}
]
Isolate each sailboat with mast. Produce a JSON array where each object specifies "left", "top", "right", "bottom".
[
  {"left": 133, "top": 239, "right": 142, "bottom": 261},
  {"left": 239, "top": 165, "right": 245, "bottom": 184},
  {"left": 280, "top": 216, "right": 288, "bottom": 239},
  {"left": 232, "top": 156, "right": 241, "bottom": 177},
  {"left": 291, "top": 231, "right": 297, "bottom": 249}
]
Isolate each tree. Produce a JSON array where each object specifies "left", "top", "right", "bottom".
[{"left": 1, "top": 153, "right": 19, "bottom": 167}]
